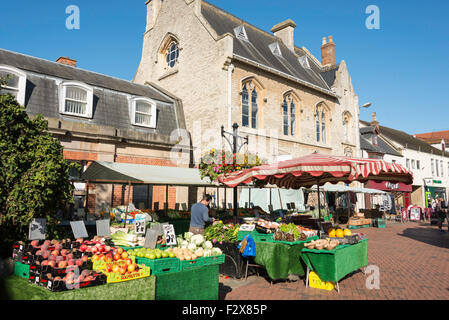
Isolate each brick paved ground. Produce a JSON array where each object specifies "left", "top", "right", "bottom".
[{"left": 219, "top": 222, "right": 449, "bottom": 300}]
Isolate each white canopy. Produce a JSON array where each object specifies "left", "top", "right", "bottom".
[{"left": 307, "top": 184, "right": 388, "bottom": 194}]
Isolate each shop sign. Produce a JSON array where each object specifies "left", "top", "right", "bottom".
[
  {"left": 433, "top": 180, "right": 442, "bottom": 184},
  {"left": 385, "top": 182, "right": 400, "bottom": 190}
]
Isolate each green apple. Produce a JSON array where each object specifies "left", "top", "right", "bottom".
[
  {"left": 168, "top": 252, "right": 175, "bottom": 258},
  {"left": 148, "top": 254, "right": 156, "bottom": 260},
  {"left": 155, "top": 253, "right": 162, "bottom": 259},
  {"left": 161, "top": 252, "right": 169, "bottom": 258}
]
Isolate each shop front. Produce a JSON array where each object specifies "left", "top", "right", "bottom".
[
  {"left": 424, "top": 179, "right": 447, "bottom": 208},
  {"left": 365, "top": 181, "right": 413, "bottom": 212}
]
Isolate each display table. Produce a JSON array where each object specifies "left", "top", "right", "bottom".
[
  {"left": 1, "top": 275, "right": 156, "bottom": 300},
  {"left": 301, "top": 239, "right": 369, "bottom": 293}
]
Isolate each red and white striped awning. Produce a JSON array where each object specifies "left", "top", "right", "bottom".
[{"left": 218, "top": 153, "right": 413, "bottom": 189}]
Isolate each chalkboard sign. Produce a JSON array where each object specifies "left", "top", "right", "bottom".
[
  {"left": 151, "top": 223, "right": 163, "bottom": 236},
  {"left": 96, "top": 219, "right": 110, "bottom": 237},
  {"left": 70, "top": 221, "right": 88, "bottom": 239},
  {"left": 28, "top": 219, "right": 46, "bottom": 240},
  {"left": 144, "top": 229, "right": 158, "bottom": 249},
  {"left": 162, "top": 224, "right": 177, "bottom": 246}
]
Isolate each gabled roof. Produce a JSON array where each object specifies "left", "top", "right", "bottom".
[
  {"left": 415, "top": 130, "right": 449, "bottom": 144},
  {"left": 361, "top": 120, "right": 449, "bottom": 157},
  {"left": 201, "top": 1, "right": 333, "bottom": 96},
  {"left": 359, "top": 126, "right": 403, "bottom": 157}
]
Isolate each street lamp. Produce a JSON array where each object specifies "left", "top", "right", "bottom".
[{"left": 361, "top": 102, "right": 372, "bottom": 109}]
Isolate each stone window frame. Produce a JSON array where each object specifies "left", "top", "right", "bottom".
[
  {"left": 0, "top": 64, "right": 27, "bottom": 106},
  {"left": 158, "top": 33, "right": 181, "bottom": 73},
  {"left": 342, "top": 111, "right": 352, "bottom": 142},
  {"left": 58, "top": 80, "right": 94, "bottom": 119},
  {"left": 314, "top": 101, "right": 330, "bottom": 144},
  {"left": 240, "top": 76, "right": 264, "bottom": 130},
  {"left": 129, "top": 96, "right": 157, "bottom": 129},
  {"left": 281, "top": 90, "right": 301, "bottom": 137}
]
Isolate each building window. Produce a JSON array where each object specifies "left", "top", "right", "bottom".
[
  {"left": 412, "top": 160, "right": 416, "bottom": 169},
  {"left": 165, "top": 41, "right": 180, "bottom": 68},
  {"left": 431, "top": 159, "right": 435, "bottom": 176},
  {"left": 59, "top": 81, "right": 93, "bottom": 118},
  {"left": 315, "top": 103, "right": 328, "bottom": 143},
  {"left": 0, "top": 65, "right": 27, "bottom": 105},
  {"left": 406, "top": 159, "right": 410, "bottom": 169},
  {"left": 130, "top": 98, "right": 157, "bottom": 128},
  {"left": 68, "top": 160, "right": 87, "bottom": 181},
  {"left": 441, "top": 160, "right": 444, "bottom": 177},
  {"left": 282, "top": 93, "right": 298, "bottom": 136},
  {"left": 241, "top": 80, "right": 261, "bottom": 129},
  {"left": 436, "top": 159, "right": 439, "bottom": 177},
  {"left": 417, "top": 160, "right": 420, "bottom": 170},
  {"left": 372, "top": 135, "right": 378, "bottom": 146},
  {"left": 343, "top": 113, "right": 351, "bottom": 141}
]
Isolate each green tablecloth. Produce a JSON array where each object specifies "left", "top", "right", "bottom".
[
  {"left": 301, "top": 239, "right": 369, "bottom": 282},
  {"left": 1, "top": 275, "right": 156, "bottom": 300},
  {"left": 253, "top": 241, "right": 309, "bottom": 281}
]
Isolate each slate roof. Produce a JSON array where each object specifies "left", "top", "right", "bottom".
[
  {"left": 360, "top": 126, "right": 403, "bottom": 157},
  {"left": 0, "top": 48, "right": 181, "bottom": 140},
  {"left": 201, "top": 1, "right": 333, "bottom": 95},
  {"left": 360, "top": 120, "right": 449, "bottom": 157},
  {"left": 320, "top": 67, "right": 338, "bottom": 88}
]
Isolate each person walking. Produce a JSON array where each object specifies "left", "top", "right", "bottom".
[{"left": 189, "top": 194, "right": 215, "bottom": 235}]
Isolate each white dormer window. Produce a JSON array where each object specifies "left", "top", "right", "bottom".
[
  {"left": 298, "top": 55, "right": 311, "bottom": 69},
  {"left": 0, "top": 65, "right": 27, "bottom": 105},
  {"left": 59, "top": 81, "right": 93, "bottom": 118},
  {"left": 234, "top": 25, "right": 249, "bottom": 41},
  {"left": 269, "top": 42, "right": 282, "bottom": 57},
  {"left": 130, "top": 97, "right": 157, "bottom": 128}
]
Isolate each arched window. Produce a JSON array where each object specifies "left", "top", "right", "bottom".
[
  {"left": 59, "top": 81, "right": 93, "bottom": 118},
  {"left": 315, "top": 103, "right": 328, "bottom": 143},
  {"left": 282, "top": 92, "right": 298, "bottom": 136},
  {"left": 129, "top": 97, "right": 157, "bottom": 128},
  {"left": 343, "top": 112, "right": 352, "bottom": 142},
  {"left": 241, "top": 79, "right": 261, "bottom": 129},
  {"left": 165, "top": 41, "right": 179, "bottom": 68},
  {"left": 0, "top": 65, "right": 27, "bottom": 105}
]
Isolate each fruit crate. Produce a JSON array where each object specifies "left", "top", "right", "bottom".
[
  {"left": 373, "top": 219, "right": 386, "bottom": 228},
  {"left": 180, "top": 257, "right": 206, "bottom": 271},
  {"left": 136, "top": 257, "right": 180, "bottom": 275},
  {"left": 253, "top": 232, "right": 274, "bottom": 242},
  {"left": 103, "top": 265, "right": 151, "bottom": 284},
  {"left": 202, "top": 254, "right": 225, "bottom": 267},
  {"left": 14, "top": 262, "right": 30, "bottom": 279},
  {"left": 308, "top": 271, "right": 336, "bottom": 291},
  {"left": 41, "top": 273, "right": 107, "bottom": 292},
  {"left": 30, "top": 260, "right": 93, "bottom": 279},
  {"left": 92, "top": 256, "right": 136, "bottom": 271},
  {"left": 237, "top": 230, "right": 253, "bottom": 241},
  {"left": 118, "top": 245, "right": 143, "bottom": 251}
]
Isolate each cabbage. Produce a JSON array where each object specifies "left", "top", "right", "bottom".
[
  {"left": 184, "top": 232, "right": 194, "bottom": 241},
  {"left": 191, "top": 234, "right": 204, "bottom": 246},
  {"left": 212, "top": 248, "right": 223, "bottom": 256},
  {"left": 187, "top": 243, "right": 197, "bottom": 252},
  {"left": 202, "top": 241, "right": 213, "bottom": 249}
]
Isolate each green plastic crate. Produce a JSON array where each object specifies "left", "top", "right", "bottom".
[
  {"left": 253, "top": 232, "right": 274, "bottom": 242},
  {"left": 118, "top": 246, "right": 143, "bottom": 251},
  {"left": 180, "top": 257, "right": 206, "bottom": 271},
  {"left": 203, "top": 254, "right": 225, "bottom": 266},
  {"left": 14, "top": 262, "right": 30, "bottom": 279},
  {"left": 136, "top": 257, "right": 180, "bottom": 275},
  {"left": 237, "top": 230, "right": 252, "bottom": 241}
]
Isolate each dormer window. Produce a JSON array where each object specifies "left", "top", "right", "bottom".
[
  {"left": 130, "top": 97, "right": 157, "bottom": 128},
  {"left": 298, "top": 55, "right": 311, "bottom": 69},
  {"left": 59, "top": 81, "right": 93, "bottom": 118},
  {"left": 234, "top": 25, "right": 249, "bottom": 41},
  {"left": 372, "top": 135, "right": 378, "bottom": 146},
  {"left": 0, "top": 65, "right": 27, "bottom": 105},
  {"left": 269, "top": 42, "right": 282, "bottom": 57}
]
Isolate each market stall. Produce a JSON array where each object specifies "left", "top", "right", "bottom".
[{"left": 218, "top": 153, "right": 413, "bottom": 290}]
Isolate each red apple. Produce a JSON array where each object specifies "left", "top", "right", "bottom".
[
  {"left": 91, "top": 254, "right": 99, "bottom": 262},
  {"left": 127, "top": 264, "right": 136, "bottom": 273},
  {"left": 67, "top": 260, "right": 75, "bottom": 266},
  {"left": 67, "top": 253, "right": 74, "bottom": 260},
  {"left": 106, "top": 265, "right": 113, "bottom": 273},
  {"left": 49, "top": 255, "right": 57, "bottom": 261},
  {"left": 60, "top": 249, "right": 68, "bottom": 256},
  {"left": 75, "top": 259, "right": 83, "bottom": 267},
  {"left": 125, "top": 258, "right": 133, "bottom": 266},
  {"left": 116, "top": 247, "right": 124, "bottom": 255},
  {"left": 58, "top": 261, "right": 68, "bottom": 269},
  {"left": 44, "top": 240, "right": 51, "bottom": 246},
  {"left": 105, "top": 246, "right": 111, "bottom": 252},
  {"left": 114, "top": 253, "right": 121, "bottom": 261},
  {"left": 112, "top": 265, "right": 120, "bottom": 273},
  {"left": 48, "top": 261, "right": 56, "bottom": 268},
  {"left": 51, "top": 250, "right": 59, "bottom": 256},
  {"left": 119, "top": 267, "right": 127, "bottom": 275},
  {"left": 90, "top": 247, "right": 98, "bottom": 254},
  {"left": 80, "top": 244, "right": 87, "bottom": 252},
  {"left": 41, "top": 260, "right": 49, "bottom": 266},
  {"left": 31, "top": 240, "right": 39, "bottom": 247},
  {"left": 81, "top": 255, "right": 89, "bottom": 262},
  {"left": 121, "top": 252, "right": 129, "bottom": 260}
]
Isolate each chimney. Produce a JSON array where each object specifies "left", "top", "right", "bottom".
[
  {"left": 271, "top": 19, "right": 296, "bottom": 51},
  {"left": 321, "top": 36, "right": 336, "bottom": 67},
  {"left": 56, "top": 57, "right": 77, "bottom": 67},
  {"left": 371, "top": 112, "right": 379, "bottom": 127}
]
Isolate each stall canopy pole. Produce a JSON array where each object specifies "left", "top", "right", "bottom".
[
  {"left": 317, "top": 181, "right": 321, "bottom": 220},
  {"left": 123, "top": 181, "right": 131, "bottom": 228},
  {"left": 278, "top": 188, "right": 283, "bottom": 211},
  {"left": 347, "top": 191, "right": 351, "bottom": 223},
  {"left": 165, "top": 185, "right": 169, "bottom": 215}
]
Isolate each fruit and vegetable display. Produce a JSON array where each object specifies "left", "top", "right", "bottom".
[
  {"left": 204, "top": 221, "right": 240, "bottom": 244},
  {"left": 128, "top": 247, "right": 176, "bottom": 260},
  {"left": 327, "top": 228, "right": 352, "bottom": 238},
  {"left": 110, "top": 230, "right": 145, "bottom": 247},
  {"left": 256, "top": 219, "right": 280, "bottom": 230},
  {"left": 273, "top": 223, "right": 318, "bottom": 242},
  {"left": 175, "top": 232, "right": 223, "bottom": 260},
  {"left": 304, "top": 239, "right": 340, "bottom": 251}
]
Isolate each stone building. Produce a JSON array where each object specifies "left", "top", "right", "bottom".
[
  {"left": 134, "top": 0, "right": 361, "bottom": 165},
  {"left": 0, "top": 48, "right": 188, "bottom": 215}
]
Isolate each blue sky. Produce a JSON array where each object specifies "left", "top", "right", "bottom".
[{"left": 1, "top": 0, "right": 448, "bottom": 134}]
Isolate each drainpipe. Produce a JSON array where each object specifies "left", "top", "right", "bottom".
[{"left": 227, "top": 63, "right": 235, "bottom": 131}]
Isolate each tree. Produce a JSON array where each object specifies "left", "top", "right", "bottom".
[{"left": 0, "top": 91, "right": 76, "bottom": 256}]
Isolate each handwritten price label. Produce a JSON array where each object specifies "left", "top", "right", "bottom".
[
  {"left": 162, "top": 224, "right": 177, "bottom": 246},
  {"left": 135, "top": 214, "right": 146, "bottom": 234}
]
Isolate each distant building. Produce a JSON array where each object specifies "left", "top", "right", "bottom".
[
  {"left": 360, "top": 113, "right": 449, "bottom": 209},
  {"left": 414, "top": 131, "right": 449, "bottom": 152},
  {"left": 0, "top": 48, "right": 187, "bottom": 216}
]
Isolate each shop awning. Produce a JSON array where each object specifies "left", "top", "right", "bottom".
[
  {"left": 307, "top": 184, "right": 388, "bottom": 194},
  {"left": 81, "top": 161, "right": 218, "bottom": 187}
]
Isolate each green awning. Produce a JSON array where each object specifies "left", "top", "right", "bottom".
[{"left": 81, "top": 161, "right": 218, "bottom": 187}]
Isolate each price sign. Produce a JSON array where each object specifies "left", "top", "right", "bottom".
[
  {"left": 96, "top": 219, "right": 110, "bottom": 237},
  {"left": 135, "top": 214, "right": 146, "bottom": 234},
  {"left": 239, "top": 224, "right": 255, "bottom": 232},
  {"left": 144, "top": 229, "right": 158, "bottom": 249},
  {"left": 410, "top": 207, "right": 421, "bottom": 221},
  {"left": 162, "top": 224, "right": 177, "bottom": 246},
  {"left": 70, "top": 221, "right": 88, "bottom": 239},
  {"left": 28, "top": 218, "right": 46, "bottom": 240}
]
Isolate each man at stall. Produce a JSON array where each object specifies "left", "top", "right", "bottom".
[{"left": 189, "top": 194, "right": 215, "bottom": 235}]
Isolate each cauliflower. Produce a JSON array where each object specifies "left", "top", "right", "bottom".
[
  {"left": 181, "top": 240, "right": 189, "bottom": 247},
  {"left": 187, "top": 243, "right": 197, "bottom": 252},
  {"left": 202, "top": 241, "right": 213, "bottom": 249},
  {"left": 212, "top": 248, "right": 223, "bottom": 256},
  {"left": 203, "top": 248, "right": 213, "bottom": 257},
  {"left": 191, "top": 234, "right": 205, "bottom": 246},
  {"left": 194, "top": 247, "right": 204, "bottom": 257},
  {"left": 184, "top": 232, "right": 194, "bottom": 241}
]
